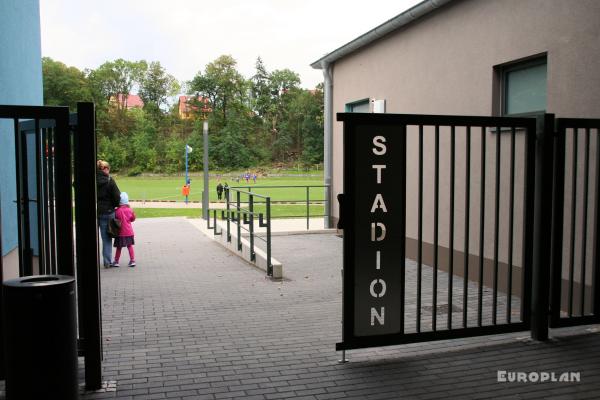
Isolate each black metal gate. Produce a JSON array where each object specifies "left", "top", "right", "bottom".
[
  {"left": 0, "top": 103, "right": 103, "bottom": 389},
  {"left": 550, "top": 117, "right": 600, "bottom": 328},
  {"left": 337, "top": 113, "right": 538, "bottom": 350},
  {"left": 336, "top": 112, "right": 598, "bottom": 352}
]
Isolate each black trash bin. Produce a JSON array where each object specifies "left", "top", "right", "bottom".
[{"left": 2, "top": 275, "right": 78, "bottom": 400}]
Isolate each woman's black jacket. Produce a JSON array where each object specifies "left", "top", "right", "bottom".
[{"left": 96, "top": 171, "right": 120, "bottom": 215}]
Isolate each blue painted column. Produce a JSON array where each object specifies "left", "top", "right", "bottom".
[{"left": 0, "top": 0, "right": 43, "bottom": 261}]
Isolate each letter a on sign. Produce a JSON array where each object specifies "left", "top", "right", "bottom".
[{"left": 370, "top": 193, "right": 388, "bottom": 213}]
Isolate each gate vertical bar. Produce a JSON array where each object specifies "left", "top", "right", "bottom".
[
  {"left": 550, "top": 123, "right": 566, "bottom": 324},
  {"left": 568, "top": 129, "right": 578, "bottom": 316},
  {"left": 507, "top": 127, "right": 516, "bottom": 323},
  {"left": 48, "top": 128, "right": 58, "bottom": 274},
  {"left": 34, "top": 120, "right": 45, "bottom": 274},
  {"left": 463, "top": 126, "right": 471, "bottom": 328},
  {"left": 580, "top": 128, "right": 591, "bottom": 315},
  {"left": 54, "top": 109, "right": 74, "bottom": 276},
  {"left": 400, "top": 121, "right": 407, "bottom": 335},
  {"left": 448, "top": 125, "right": 455, "bottom": 329},
  {"left": 531, "top": 113, "right": 554, "bottom": 341},
  {"left": 19, "top": 129, "right": 33, "bottom": 275},
  {"left": 493, "top": 126, "right": 501, "bottom": 325},
  {"left": 521, "top": 119, "right": 537, "bottom": 326},
  {"left": 478, "top": 126, "right": 486, "bottom": 327},
  {"left": 41, "top": 127, "right": 51, "bottom": 274},
  {"left": 13, "top": 119, "right": 25, "bottom": 276},
  {"left": 74, "top": 102, "right": 103, "bottom": 389},
  {"left": 433, "top": 125, "right": 439, "bottom": 331},
  {"left": 417, "top": 125, "right": 423, "bottom": 333},
  {"left": 593, "top": 128, "right": 600, "bottom": 318}
]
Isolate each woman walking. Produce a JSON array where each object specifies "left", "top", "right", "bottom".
[
  {"left": 112, "top": 192, "right": 137, "bottom": 267},
  {"left": 96, "top": 160, "right": 120, "bottom": 268}
]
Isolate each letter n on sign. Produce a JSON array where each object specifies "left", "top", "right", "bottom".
[{"left": 336, "top": 112, "right": 406, "bottom": 351}]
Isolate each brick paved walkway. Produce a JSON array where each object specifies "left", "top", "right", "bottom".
[{"left": 80, "top": 217, "right": 600, "bottom": 399}]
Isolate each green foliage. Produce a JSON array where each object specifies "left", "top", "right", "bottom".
[
  {"left": 42, "top": 55, "right": 324, "bottom": 173},
  {"left": 139, "top": 61, "right": 180, "bottom": 116},
  {"left": 42, "top": 57, "right": 93, "bottom": 110}
]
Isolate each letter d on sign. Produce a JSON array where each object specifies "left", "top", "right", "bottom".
[{"left": 371, "top": 222, "right": 386, "bottom": 241}]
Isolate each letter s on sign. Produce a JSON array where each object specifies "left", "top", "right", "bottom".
[{"left": 372, "top": 136, "right": 387, "bottom": 155}]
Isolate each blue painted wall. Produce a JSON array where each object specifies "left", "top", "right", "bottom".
[{"left": 0, "top": 0, "right": 43, "bottom": 256}]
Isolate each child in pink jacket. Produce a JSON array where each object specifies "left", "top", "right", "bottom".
[{"left": 111, "top": 192, "right": 137, "bottom": 267}]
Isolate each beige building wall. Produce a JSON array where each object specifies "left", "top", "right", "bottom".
[{"left": 328, "top": 0, "right": 600, "bottom": 302}]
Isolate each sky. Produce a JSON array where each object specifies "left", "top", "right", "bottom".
[{"left": 40, "top": 0, "right": 422, "bottom": 91}]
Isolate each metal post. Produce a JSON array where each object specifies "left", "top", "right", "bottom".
[
  {"left": 184, "top": 144, "right": 189, "bottom": 205},
  {"left": 237, "top": 191, "right": 242, "bottom": 251},
  {"left": 226, "top": 188, "right": 231, "bottom": 242},
  {"left": 75, "top": 102, "right": 103, "bottom": 389},
  {"left": 249, "top": 194, "right": 255, "bottom": 262},
  {"left": 306, "top": 186, "right": 310, "bottom": 230},
  {"left": 322, "top": 64, "right": 333, "bottom": 229},
  {"left": 202, "top": 120, "right": 209, "bottom": 220},
  {"left": 531, "top": 113, "right": 555, "bottom": 341},
  {"left": 266, "top": 196, "right": 272, "bottom": 276}
]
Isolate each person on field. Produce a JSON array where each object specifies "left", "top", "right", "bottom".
[
  {"left": 96, "top": 160, "right": 120, "bottom": 268},
  {"left": 112, "top": 192, "right": 137, "bottom": 267},
  {"left": 223, "top": 183, "right": 229, "bottom": 202},
  {"left": 216, "top": 182, "right": 224, "bottom": 200}
]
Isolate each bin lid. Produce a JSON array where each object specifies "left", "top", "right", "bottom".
[{"left": 3, "top": 275, "right": 75, "bottom": 288}]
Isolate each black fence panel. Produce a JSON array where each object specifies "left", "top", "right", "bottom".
[
  {"left": 336, "top": 113, "right": 537, "bottom": 351},
  {"left": 0, "top": 103, "right": 102, "bottom": 389},
  {"left": 550, "top": 118, "right": 600, "bottom": 328}
]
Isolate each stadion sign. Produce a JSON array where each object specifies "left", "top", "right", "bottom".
[{"left": 337, "top": 113, "right": 406, "bottom": 350}]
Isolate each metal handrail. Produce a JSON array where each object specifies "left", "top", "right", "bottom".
[
  {"left": 207, "top": 187, "right": 273, "bottom": 276},
  {"left": 229, "top": 184, "right": 330, "bottom": 230}
]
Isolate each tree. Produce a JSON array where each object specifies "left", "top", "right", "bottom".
[
  {"left": 138, "top": 61, "right": 180, "bottom": 116},
  {"left": 87, "top": 59, "right": 146, "bottom": 110},
  {"left": 250, "top": 57, "right": 271, "bottom": 117},
  {"left": 189, "top": 55, "right": 248, "bottom": 125},
  {"left": 42, "top": 57, "right": 92, "bottom": 110}
]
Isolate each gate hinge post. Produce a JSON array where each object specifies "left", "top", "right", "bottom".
[{"left": 531, "top": 113, "right": 555, "bottom": 341}]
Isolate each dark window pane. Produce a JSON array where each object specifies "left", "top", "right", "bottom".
[{"left": 505, "top": 63, "right": 547, "bottom": 114}]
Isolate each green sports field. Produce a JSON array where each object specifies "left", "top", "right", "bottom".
[
  {"left": 115, "top": 174, "right": 325, "bottom": 202},
  {"left": 114, "top": 173, "right": 327, "bottom": 219}
]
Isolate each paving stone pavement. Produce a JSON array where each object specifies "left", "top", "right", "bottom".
[{"left": 77, "top": 217, "right": 600, "bottom": 400}]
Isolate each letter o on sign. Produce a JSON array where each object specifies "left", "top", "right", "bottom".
[{"left": 369, "top": 279, "right": 387, "bottom": 298}]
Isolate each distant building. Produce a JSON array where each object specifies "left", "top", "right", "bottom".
[
  {"left": 110, "top": 93, "right": 144, "bottom": 109},
  {"left": 178, "top": 95, "right": 211, "bottom": 119}
]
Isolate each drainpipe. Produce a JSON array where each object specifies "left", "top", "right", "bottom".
[{"left": 322, "top": 62, "right": 333, "bottom": 229}]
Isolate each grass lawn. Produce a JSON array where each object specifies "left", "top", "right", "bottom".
[
  {"left": 115, "top": 174, "right": 326, "bottom": 203},
  {"left": 135, "top": 204, "right": 324, "bottom": 219},
  {"left": 116, "top": 173, "right": 327, "bottom": 219}
]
